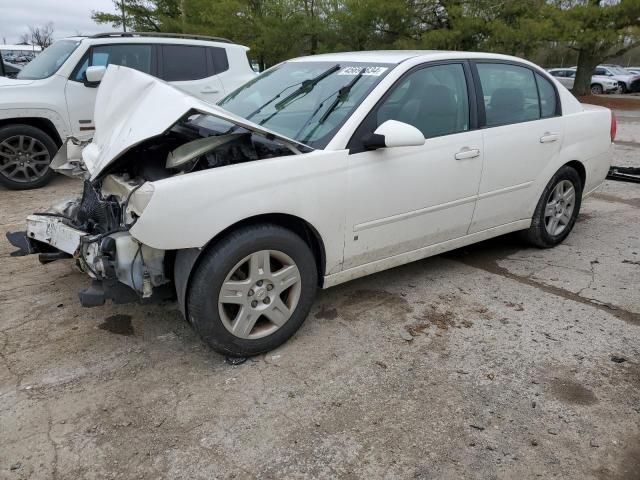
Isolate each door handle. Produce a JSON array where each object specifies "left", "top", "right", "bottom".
[
  {"left": 454, "top": 147, "right": 480, "bottom": 160},
  {"left": 540, "top": 132, "right": 559, "bottom": 143},
  {"left": 201, "top": 88, "right": 220, "bottom": 94}
]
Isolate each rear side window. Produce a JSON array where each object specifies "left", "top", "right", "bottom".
[
  {"left": 477, "top": 63, "right": 540, "bottom": 126},
  {"left": 162, "top": 45, "right": 208, "bottom": 81},
  {"left": 536, "top": 73, "right": 557, "bottom": 118},
  {"left": 209, "top": 47, "right": 229, "bottom": 74},
  {"left": 73, "top": 44, "right": 152, "bottom": 81}
]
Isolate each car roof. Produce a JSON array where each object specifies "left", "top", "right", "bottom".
[
  {"left": 61, "top": 33, "right": 247, "bottom": 50},
  {"left": 288, "top": 50, "right": 532, "bottom": 65}
]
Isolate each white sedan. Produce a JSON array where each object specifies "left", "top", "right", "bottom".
[{"left": 9, "top": 51, "right": 614, "bottom": 356}]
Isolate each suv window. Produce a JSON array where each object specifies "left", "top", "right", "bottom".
[
  {"left": 550, "top": 70, "right": 565, "bottom": 77},
  {"left": 376, "top": 63, "right": 470, "bottom": 139},
  {"left": 209, "top": 47, "right": 229, "bottom": 74},
  {"left": 477, "top": 63, "right": 540, "bottom": 126},
  {"left": 594, "top": 67, "right": 608, "bottom": 76},
  {"left": 161, "top": 45, "right": 208, "bottom": 81},
  {"left": 73, "top": 44, "right": 152, "bottom": 81}
]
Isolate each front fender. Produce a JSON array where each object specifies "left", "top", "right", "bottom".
[{"left": 129, "top": 150, "right": 349, "bottom": 275}]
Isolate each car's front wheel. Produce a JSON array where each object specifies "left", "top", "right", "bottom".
[
  {"left": 187, "top": 224, "right": 318, "bottom": 356},
  {"left": 0, "top": 124, "right": 57, "bottom": 190},
  {"left": 522, "top": 166, "right": 583, "bottom": 248}
]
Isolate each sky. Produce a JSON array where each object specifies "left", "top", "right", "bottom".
[{"left": 0, "top": 0, "right": 119, "bottom": 44}]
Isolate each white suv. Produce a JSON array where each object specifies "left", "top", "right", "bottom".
[{"left": 0, "top": 32, "right": 256, "bottom": 189}]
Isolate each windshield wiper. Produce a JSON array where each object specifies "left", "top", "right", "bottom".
[
  {"left": 297, "top": 69, "right": 365, "bottom": 142},
  {"left": 257, "top": 64, "right": 341, "bottom": 127},
  {"left": 273, "top": 64, "right": 341, "bottom": 111}
]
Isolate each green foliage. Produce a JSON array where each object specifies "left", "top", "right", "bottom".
[{"left": 92, "top": 0, "right": 640, "bottom": 81}]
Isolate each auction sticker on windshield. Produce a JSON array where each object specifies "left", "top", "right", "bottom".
[{"left": 337, "top": 66, "right": 388, "bottom": 76}]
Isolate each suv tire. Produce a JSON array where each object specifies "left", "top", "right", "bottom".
[{"left": 0, "top": 124, "right": 57, "bottom": 190}]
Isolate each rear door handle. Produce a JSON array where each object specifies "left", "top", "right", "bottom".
[
  {"left": 201, "top": 88, "right": 220, "bottom": 94},
  {"left": 540, "top": 132, "right": 559, "bottom": 143},
  {"left": 455, "top": 147, "right": 480, "bottom": 160}
]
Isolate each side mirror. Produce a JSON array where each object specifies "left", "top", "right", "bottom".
[
  {"left": 84, "top": 66, "right": 106, "bottom": 87},
  {"left": 362, "top": 120, "right": 425, "bottom": 150}
]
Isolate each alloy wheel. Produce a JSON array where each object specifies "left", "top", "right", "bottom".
[
  {"left": 544, "top": 179, "right": 576, "bottom": 236},
  {"left": 218, "top": 250, "right": 302, "bottom": 339},
  {"left": 0, "top": 135, "right": 51, "bottom": 183}
]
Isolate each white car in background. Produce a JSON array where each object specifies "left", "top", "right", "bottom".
[
  {"left": 9, "top": 51, "right": 614, "bottom": 357},
  {"left": 547, "top": 68, "right": 618, "bottom": 94},
  {"left": 0, "top": 32, "right": 256, "bottom": 190},
  {"left": 594, "top": 64, "right": 640, "bottom": 93}
]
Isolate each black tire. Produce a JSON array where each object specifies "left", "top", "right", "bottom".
[
  {"left": 0, "top": 124, "right": 57, "bottom": 190},
  {"left": 521, "top": 166, "right": 583, "bottom": 248},
  {"left": 590, "top": 84, "right": 603, "bottom": 95},
  {"left": 187, "top": 224, "right": 318, "bottom": 356}
]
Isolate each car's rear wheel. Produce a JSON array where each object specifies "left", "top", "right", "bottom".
[
  {"left": 187, "top": 224, "right": 318, "bottom": 356},
  {"left": 521, "top": 166, "right": 583, "bottom": 248},
  {"left": 0, "top": 125, "right": 57, "bottom": 190},
  {"left": 590, "top": 84, "right": 603, "bottom": 95}
]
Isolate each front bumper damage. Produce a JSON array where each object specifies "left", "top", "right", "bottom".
[{"left": 7, "top": 178, "right": 171, "bottom": 308}]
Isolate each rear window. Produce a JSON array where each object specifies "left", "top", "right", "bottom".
[{"left": 161, "top": 45, "right": 208, "bottom": 81}]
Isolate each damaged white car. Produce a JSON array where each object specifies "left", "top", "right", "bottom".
[{"left": 8, "top": 52, "right": 615, "bottom": 356}]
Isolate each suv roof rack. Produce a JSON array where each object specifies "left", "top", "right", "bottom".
[{"left": 89, "top": 32, "right": 232, "bottom": 43}]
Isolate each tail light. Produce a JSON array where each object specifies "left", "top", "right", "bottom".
[{"left": 610, "top": 110, "right": 617, "bottom": 143}]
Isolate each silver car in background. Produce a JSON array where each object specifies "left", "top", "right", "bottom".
[{"left": 547, "top": 68, "right": 618, "bottom": 94}]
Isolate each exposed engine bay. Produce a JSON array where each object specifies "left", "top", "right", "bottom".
[{"left": 8, "top": 111, "right": 303, "bottom": 307}]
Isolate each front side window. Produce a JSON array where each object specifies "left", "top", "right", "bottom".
[
  {"left": 73, "top": 44, "right": 152, "bottom": 81},
  {"left": 18, "top": 39, "right": 80, "bottom": 80},
  {"left": 477, "top": 63, "right": 540, "bottom": 126},
  {"left": 219, "top": 61, "right": 392, "bottom": 148},
  {"left": 162, "top": 45, "right": 208, "bottom": 81},
  {"left": 375, "top": 63, "right": 470, "bottom": 139}
]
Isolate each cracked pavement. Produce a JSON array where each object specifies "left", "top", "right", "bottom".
[{"left": 1, "top": 108, "right": 639, "bottom": 480}]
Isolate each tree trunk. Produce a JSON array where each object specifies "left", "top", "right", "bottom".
[{"left": 573, "top": 48, "right": 599, "bottom": 97}]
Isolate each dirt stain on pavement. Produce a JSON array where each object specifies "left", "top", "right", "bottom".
[
  {"left": 99, "top": 314, "right": 134, "bottom": 336},
  {"left": 448, "top": 238, "right": 640, "bottom": 326},
  {"left": 548, "top": 377, "right": 598, "bottom": 406},
  {"left": 594, "top": 434, "right": 640, "bottom": 480},
  {"left": 342, "top": 289, "right": 412, "bottom": 316},
  {"left": 591, "top": 192, "right": 640, "bottom": 208},
  {"left": 315, "top": 305, "right": 339, "bottom": 320}
]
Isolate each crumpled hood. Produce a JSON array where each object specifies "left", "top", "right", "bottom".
[{"left": 83, "top": 65, "right": 309, "bottom": 180}]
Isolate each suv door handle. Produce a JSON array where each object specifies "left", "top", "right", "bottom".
[
  {"left": 454, "top": 147, "right": 480, "bottom": 160},
  {"left": 540, "top": 132, "right": 559, "bottom": 143},
  {"left": 201, "top": 88, "right": 220, "bottom": 94}
]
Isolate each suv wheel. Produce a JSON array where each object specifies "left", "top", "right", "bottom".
[
  {"left": 0, "top": 125, "right": 57, "bottom": 190},
  {"left": 187, "top": 224, "right": 318, "bottom": 356},
  {"left": 590, "top": 84, "right": 603, "bottom": 95},
  {"left": 521, "top": 166, "right": 583, "bottom": 248}
]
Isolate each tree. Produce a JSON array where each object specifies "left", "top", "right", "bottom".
[
  {"left": 547, "top": 0, "right": 640, "bottom": 96},
  {"left": 92, "top": 0, "right": 181, "bottom": 32},
  {"left": 22, "top": 23, "right": 55, "bottom": 49}
]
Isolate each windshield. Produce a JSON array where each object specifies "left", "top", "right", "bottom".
[
  {"left": 218, "top": 61, "right": 392, "bottom": 148},
  {"left": 608, "top": 66, "right": 629, "bottom": 75},
  {"left": 18, "top": 40, "right": 80, "bottom": 80}
]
